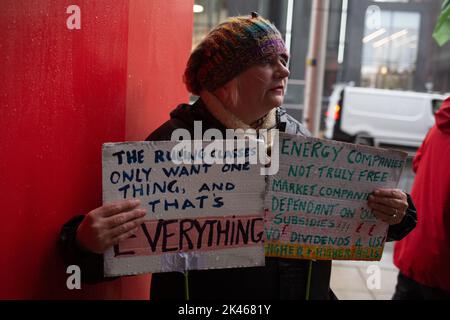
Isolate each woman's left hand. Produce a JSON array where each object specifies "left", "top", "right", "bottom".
[{"left": 367, "top": 188, "right": 408, "bottom": 225}]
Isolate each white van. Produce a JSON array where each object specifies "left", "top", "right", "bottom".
[{"left": 324, "top": 85, "right": 447, "bottom": 147}]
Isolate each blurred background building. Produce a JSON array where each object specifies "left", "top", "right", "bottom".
[{"left": 191, "top": 0, "right": 450, "bottom": 124}]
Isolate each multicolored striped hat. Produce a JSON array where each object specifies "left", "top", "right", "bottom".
[{"left": 184, "top": 12, "right": 288, "bottom": 95}]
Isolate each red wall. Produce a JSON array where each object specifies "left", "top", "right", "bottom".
[{"left": 0, "top": 0, "right": 193, "bottom": 299}]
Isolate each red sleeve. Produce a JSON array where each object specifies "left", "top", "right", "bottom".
[{"left": 413, "top": 128, "right": 433, "bottom": 173}]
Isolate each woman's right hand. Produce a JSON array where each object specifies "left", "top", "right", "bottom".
[{"left": 76, "top": 199, "right": 147, "bottom": 254}]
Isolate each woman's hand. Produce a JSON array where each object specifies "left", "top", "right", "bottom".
[
  {"left": 76, "top": 199, "right": 147, "bottom": 254},
  {"left": 368, "top": 189, "right": 408, "bottom": 225}
]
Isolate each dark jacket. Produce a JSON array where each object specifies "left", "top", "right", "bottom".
[{"left": 60, "top": 98, "right": 417, "bottom": 299}]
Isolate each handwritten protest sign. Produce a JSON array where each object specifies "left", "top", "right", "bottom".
[
  {"left": 265, "top": 133, "right": 407, "bottom": 261},
  {"left": 102, "top": 141, "right": 265, "bottom": 276}
]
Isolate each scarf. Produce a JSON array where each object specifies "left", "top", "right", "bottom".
[{"left": 200, "top": 90, "right": 277, "bottom": 156}]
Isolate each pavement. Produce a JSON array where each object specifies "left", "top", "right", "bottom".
[{"left": 330, "top": 241, "right": 399, "bottom": 300}]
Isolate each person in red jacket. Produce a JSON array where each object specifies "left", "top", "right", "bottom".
[{"left": 393, "top": 97, "right": 450, "bottom": 299}]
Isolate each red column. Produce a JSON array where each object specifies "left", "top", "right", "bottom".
[{"left": 0, "top": 0, "right": 193, "bottom": 299}]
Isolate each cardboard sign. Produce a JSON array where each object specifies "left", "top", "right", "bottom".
[
  {"left": 102, "top": 141, "right": 266, "bottom": 276},
  {"left": 265, "top": 133, "right": 407, "bottom": 261}
]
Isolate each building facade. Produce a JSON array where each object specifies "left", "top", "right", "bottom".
[{"left": 192, "top": 0, "right": 450, "bottom": 121}]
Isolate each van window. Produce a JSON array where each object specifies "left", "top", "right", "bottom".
[{"left": 432, "top": 99, "right": 444, "bottom": 114}]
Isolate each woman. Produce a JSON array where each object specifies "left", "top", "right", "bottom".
[{"left": 61, "top": 13, "right": 416, "bottom": 299}]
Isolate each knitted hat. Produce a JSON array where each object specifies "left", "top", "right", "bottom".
[{"left": 184, "top": 12, "right": 288, "bottom": 95}]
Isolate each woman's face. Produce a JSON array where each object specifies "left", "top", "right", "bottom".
[{"left": 219, "top": 54, "right": 290, "bottom": 124}]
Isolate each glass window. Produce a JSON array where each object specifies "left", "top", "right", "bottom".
[
  {"left": 432, "top": 99, "right": 444, "bottom": 114},
  {"left": 361, "top": 9, "right": 420, "bottom": 90},
  {"left": 192, "top": 0, "right": 229, "bottom": 50}
]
